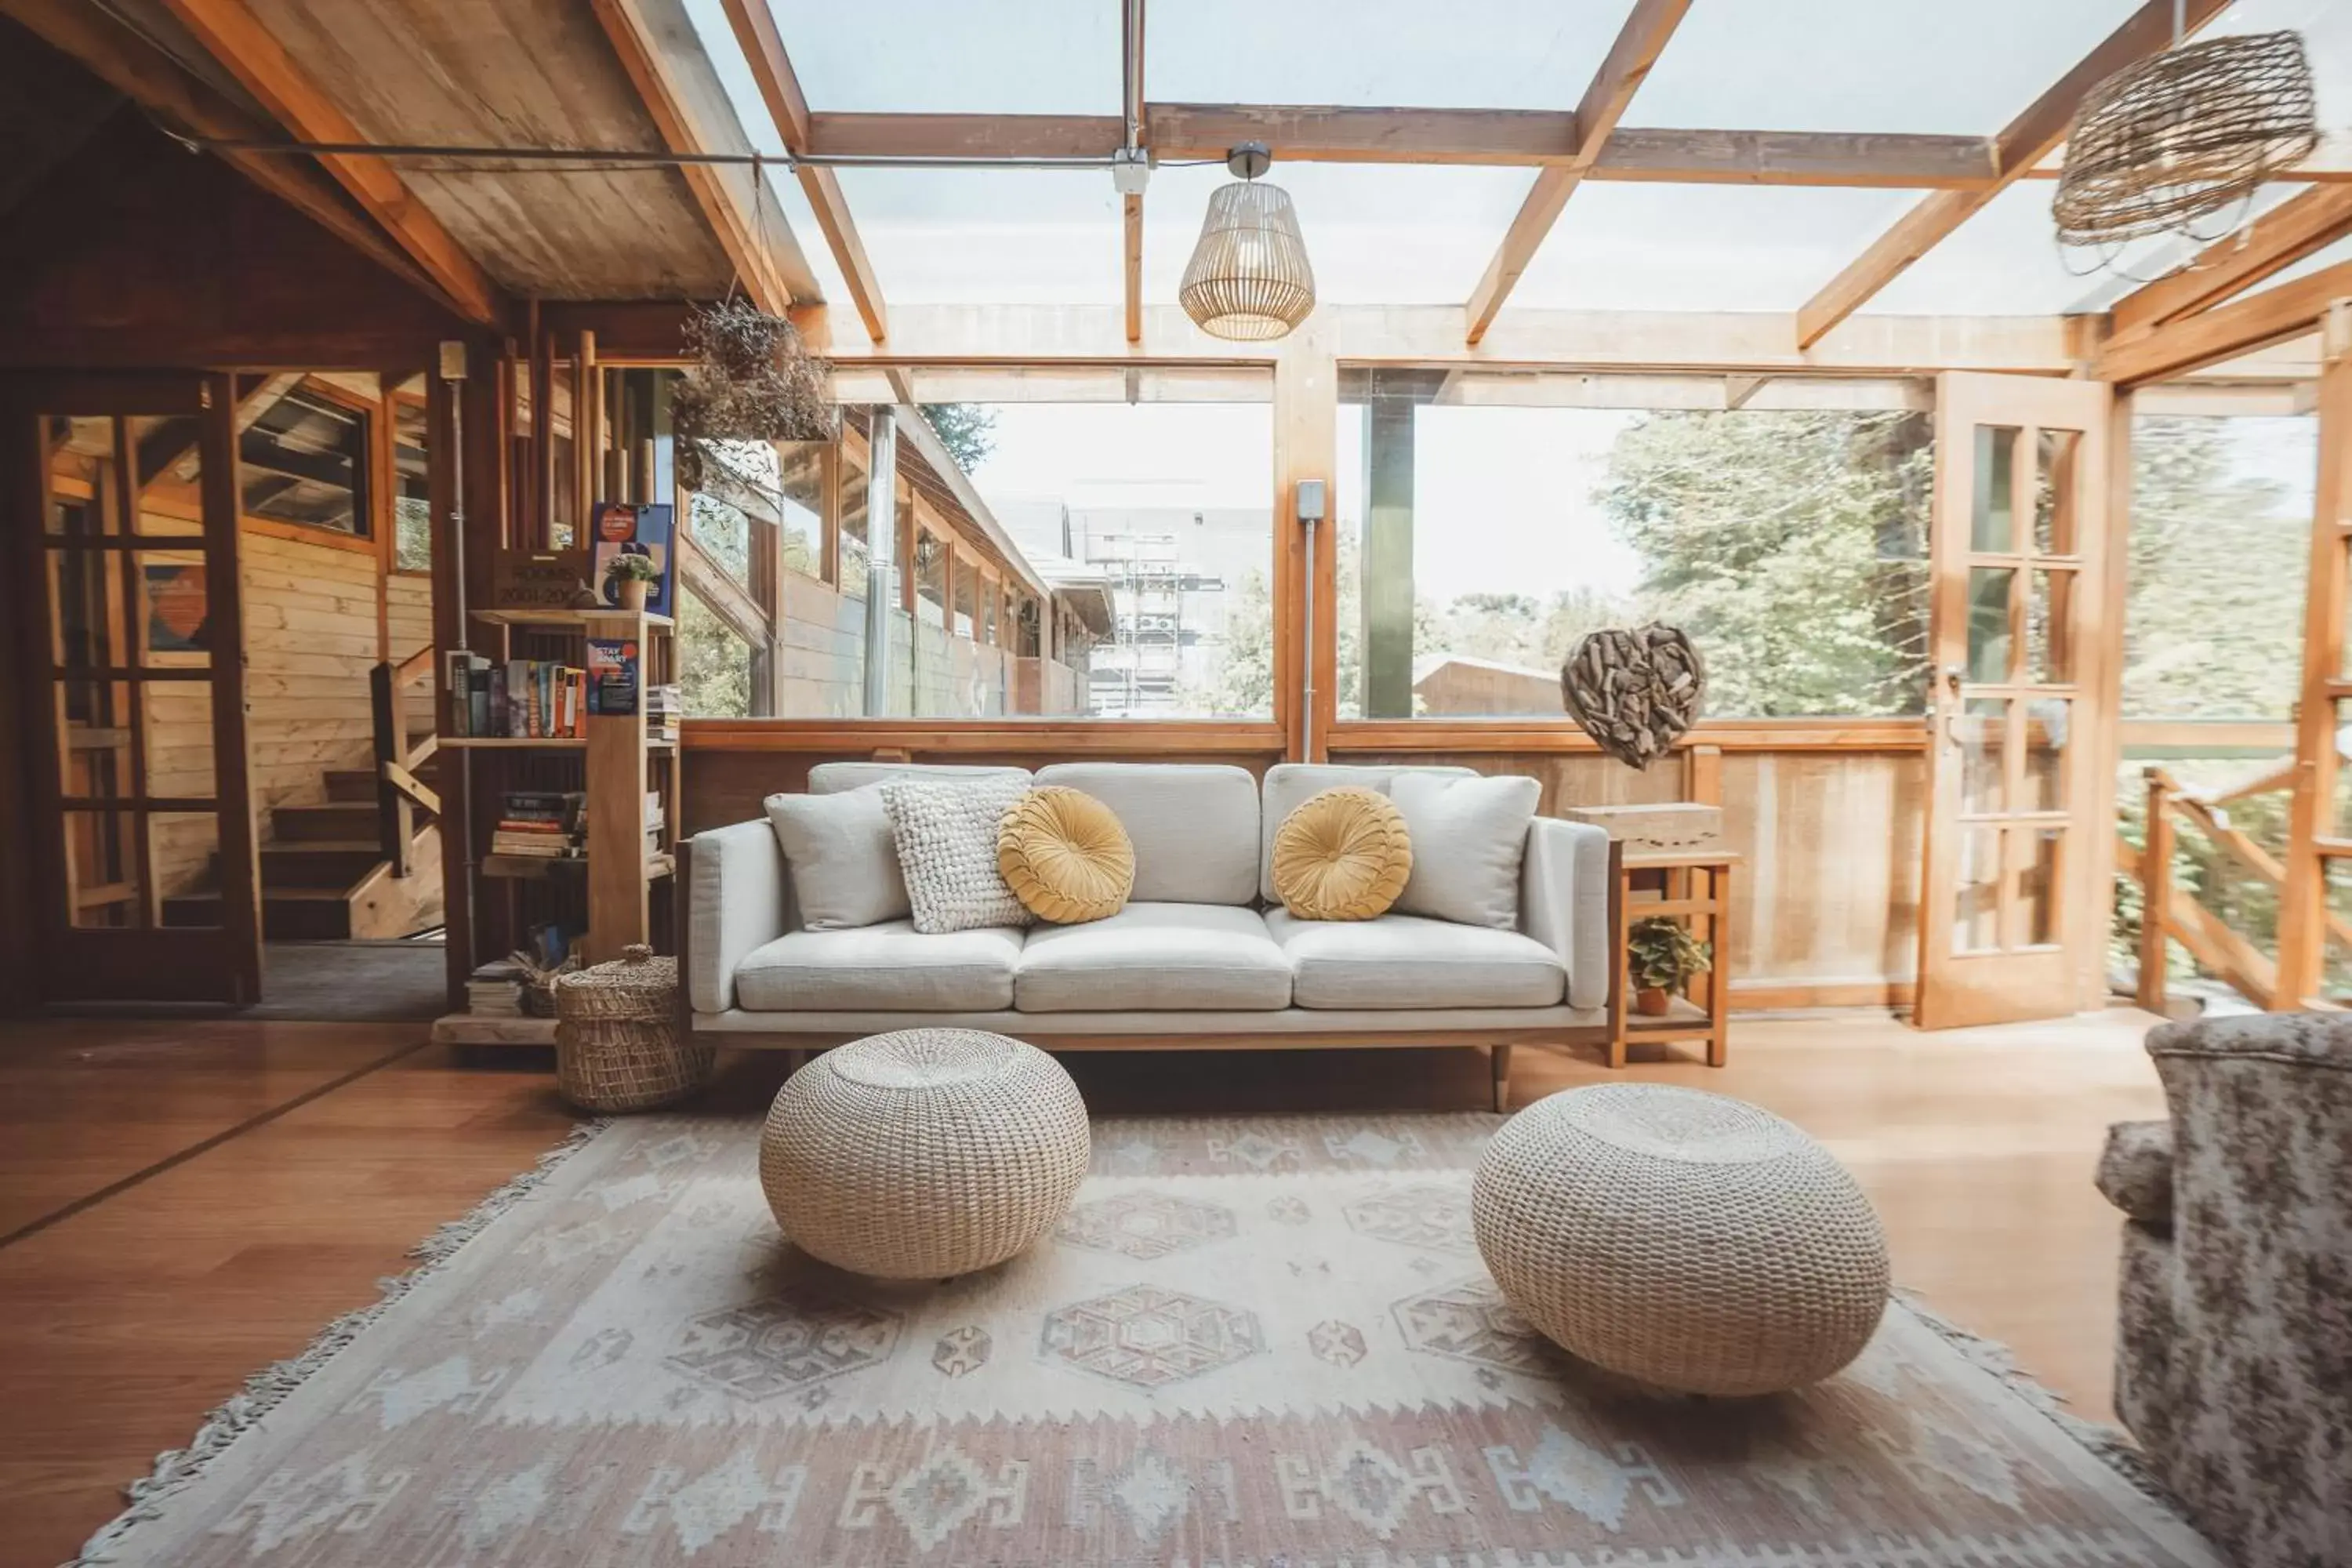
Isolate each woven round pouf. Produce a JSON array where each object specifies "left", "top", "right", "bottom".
[
  {"left": 760, "top": 1029, "right": 1089, "bottom": 1279},
  {"left": 1473, "top": 1083, "right": 1888, "bottom": 1396}
]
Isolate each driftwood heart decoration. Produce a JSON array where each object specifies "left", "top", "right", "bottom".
[{"left": 1560, "top": 624, "right": 1707, "bottom": 771}]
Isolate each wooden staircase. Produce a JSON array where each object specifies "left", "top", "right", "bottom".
[
  {"left": 164, "top": 646, "right": 445, "bottom": 941},
  {"left": 164, "top": 765, "right": 445, "bottom": 939}
]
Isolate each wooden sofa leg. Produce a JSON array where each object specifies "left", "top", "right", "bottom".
[{"left": 1491, "top": 1044, "right": 1514, "bottom": 1114}]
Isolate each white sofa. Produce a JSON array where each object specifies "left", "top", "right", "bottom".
[{"left": 680, "top": 761, "right": 1622, "bottom": 1107}]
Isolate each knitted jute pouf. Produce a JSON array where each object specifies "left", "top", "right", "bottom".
[
  {"left": 760, "top": 1029, "right": 1090, "bottom": 1279},
  {"left": 1473, "top": 1083, "right": 1889, "bottom": 1396}
]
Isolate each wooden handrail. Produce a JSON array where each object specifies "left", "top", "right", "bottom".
[
  {"left": 369, "top": 643, "right": 437, "bottom": 878},
  {"left": 392, "top": 641, "right": 435, "bottom": 689},
  {"left": 2123, "top": 762, "right": 2332, "bottom": 1015}
]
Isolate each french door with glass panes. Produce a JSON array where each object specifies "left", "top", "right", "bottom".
[
  {"left": 5, "top": 374, "right": 262, "bottom": 1003},
  {"left": 1915, "top": 372, "right": 2113, "bottom": 1030}
]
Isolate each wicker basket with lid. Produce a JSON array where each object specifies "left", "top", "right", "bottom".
[{"left": 554, "top": 944, "right": 711, "bottom": 1112}]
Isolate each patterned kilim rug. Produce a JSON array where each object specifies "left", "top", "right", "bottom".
[{"left": 80, "top": 1113, "right": 2220, "bottom": 1568}]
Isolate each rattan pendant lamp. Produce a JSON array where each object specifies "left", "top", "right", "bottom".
[
  {"left": 2053, "top": 9, "right": 2318, "bottom": 247},
  {"left": 1180, "top": 143, "right": 1316, "bottom": 341}
]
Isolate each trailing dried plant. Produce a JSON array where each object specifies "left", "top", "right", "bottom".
[{"left": 674, "top": 298, "right": 835, "bottom": 489}]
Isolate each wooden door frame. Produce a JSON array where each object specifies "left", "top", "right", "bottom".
[
  {"left": 2, "top": 371, "right": 262, "bottom": 1004},
  {"left": 1915, "top": 371, "right": 2114, "bottom": 1029}
]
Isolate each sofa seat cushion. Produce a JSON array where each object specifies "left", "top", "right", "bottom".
[
  {"left": 1263, "top": 909, "right": 1565, "bottom": 1009},
  {"left": 735, "top": 922, "right": 1022, "bottom": 1012},
  {"left": 1016, "top": 902, "right": 1293, "bottom": 1011}
]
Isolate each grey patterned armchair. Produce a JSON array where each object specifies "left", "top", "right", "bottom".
[{"left": 2096, "top": 1013, "right": 2352, "bottom": 1568}]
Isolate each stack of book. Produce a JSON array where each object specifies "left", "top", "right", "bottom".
[
  {"left": 466, "top": 959, "right": 524, "bottom": 1017},
  {"left": 490, "top": 790, "right": 585, "bottom": 860},
  {"left": 448, "top": 655, "right": 588, "bottom": 739},
  {"left": 645, "top": 684, "right": 682, "bottom": 744},
  {"left": 644, "top": 790, "right": 666, "bottom": 859}
]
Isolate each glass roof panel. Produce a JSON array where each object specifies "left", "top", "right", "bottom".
[
  {"left": 756, "top": 0, "right": 1120, "bottom": 112},
  {"left": 1145, "top": 162, "right": 1534, "bottom": 307},
  {"left": 1635, "top": 1, "right": 2143, "bottom": 133},
  {"left": 1148, "top": 0, "right": 1634, "bottom": 109},
  {"left": 833, "top": 167, "right": 1122, "bottom": 304},
  {"left": 1508, "top": 183, "right": 1925, "bottom": 312}
]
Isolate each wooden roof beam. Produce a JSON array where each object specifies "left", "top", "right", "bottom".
[
  {"left": 720, "top": 0, "right": 889, "bottom": 339},
  {"left": 1464, "top": 0, "right": 1693, "bottom": 346},
  {"left": 593, "top": 0, "right": 817, "bottom": 317},
  {"left": 1796, "top": 0, "right": 2233, "bottom": 350},
  {"left": 2098, "top": 259, "right": 2352, "bottom": 386},
  {"left": 151, "top": 0, "right": 503, "bottom": 326},
  {"left": 805, "top": 109, "right": 1994, "bottom": 188},
  {"left": 2111, "top": 184, "right": 2352, "bottom": 339}
]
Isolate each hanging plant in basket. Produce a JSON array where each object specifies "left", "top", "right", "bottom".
[{"left": 673, "top": 297, "right": 837, "bottom": 491}]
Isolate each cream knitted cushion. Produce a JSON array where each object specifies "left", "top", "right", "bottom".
[
  {"left": 1473, "top": 1083, "right": 1889, "bottom": 1396},
  {"left": 1270, "top": 786, "right": 1413, "bottom": 921},
  {"left": 997, "top": 786, "right": 1134, "bottom": 924},
  {"left": 880, "top": 775, "right": 1033, "bottom": 935}
]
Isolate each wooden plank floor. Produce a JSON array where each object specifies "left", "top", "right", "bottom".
[{"left": 0, "top": 1008, "right": 2168, "bottom": 1568}]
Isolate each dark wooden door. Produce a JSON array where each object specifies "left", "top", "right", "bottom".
[{"left": 5, "top": 373, "right": 262, "bottom": 1003}]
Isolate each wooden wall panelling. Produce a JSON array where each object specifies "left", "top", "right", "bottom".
[
  {"left": 238, "top": 525, "right": 391, "bottom": 822},
  {"left": 1319, "top": 743, "right": 1922, "bottom": 999}
]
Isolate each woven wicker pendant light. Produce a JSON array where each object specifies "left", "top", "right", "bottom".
[
  {"left": 2054, "top": 24, "right": 2318, "bottom": 246},
  {"left": 1180, "top": 143, "right": 1316, "bottom": 341}
]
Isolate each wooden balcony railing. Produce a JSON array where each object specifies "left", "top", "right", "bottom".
[{"left": 2119, "top": 762, "right": 2352, "bottom": 1014}]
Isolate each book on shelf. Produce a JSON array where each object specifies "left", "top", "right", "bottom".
[
  {"left": 445, "top": 656, "right": 587, "bottom": 739},
  {"left": 491, "top": 789, "right": 585, "bottom": 858},
  {"left": 644, "top": 682, "right": 681, "bottom": 742},
  {"left": 466, "top": 958, "right": 525, "bottom": 1017}
]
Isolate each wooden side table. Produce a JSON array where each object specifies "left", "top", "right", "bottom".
[{"left": 1610, "top": 849, "right": 1737, "bottom": 1069}]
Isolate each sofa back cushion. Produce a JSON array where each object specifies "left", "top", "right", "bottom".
[
  {"left": 809, "top": 761, "right": 1030, "bottom": 796},
  {"left": 1257, "top": 764, "right": 1477, "bottom": 904},
  {"left": 764, "top": 785, "right": 908, "bottom": 931},
  {"left": 1033, "top": 762, "right": 1260, "bottom": 905},
  {"left": 1389, "top": 771, "right": 1541, "bottom": 929}
]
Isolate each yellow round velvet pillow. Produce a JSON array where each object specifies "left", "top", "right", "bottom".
[
  {"left": 1271, "top": 786, "right": 1413, "bottom": 921},
  {"left": 997, "top": 786, "right": 1135, "bottom": 924}
]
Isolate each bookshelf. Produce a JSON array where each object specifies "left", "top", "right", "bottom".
[{"left": 441, "top": 604, "right": 681, "bottom": 1035}]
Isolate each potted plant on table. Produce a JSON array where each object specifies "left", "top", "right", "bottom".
[
  {"left": 603, "top": 550, "right": 663, "bottom": 612},
  {"left": 1627, "top": 915, "right": 1711, "bottom": 1016}
]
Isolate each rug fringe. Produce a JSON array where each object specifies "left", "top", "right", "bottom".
[
  {"left": 1896, "top": 1289, "right": 2190, "bottom": 1518},
  {"left": 68, "top": 1117, "right": 611, "bottom": 1568}
]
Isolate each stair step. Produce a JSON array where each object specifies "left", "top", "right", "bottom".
[
  {"left": 324, "top": 758, "right": 441, "bottom": 803},
  {"left": 260, "top": 840, "right": 386, "bottom": 888},
  {"left": 273, "top": 801, "right": 383, "bottom": 840},
  {"left": 162, "top": 886, "right": 358, "bottom": 940}
]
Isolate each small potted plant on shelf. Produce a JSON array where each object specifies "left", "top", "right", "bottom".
[
  {"left": 603, "top": 550, "right": 662, "bottom": 612},
  {"left": 1627, "top": 915, "right": 1711, "bottom": 1016}
]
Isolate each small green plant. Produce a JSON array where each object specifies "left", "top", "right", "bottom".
[
  {"left": 604, "top": 551, "right": 663, "bottom": 585},
  {"left": 1628, "top": 915, "right": 1712, "bottom": 995}
]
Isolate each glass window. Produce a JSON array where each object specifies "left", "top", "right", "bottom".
[
  {"left": 1336, "top": 380, "right": 1932, "bottom": 719},
  {"left": 393, "top": 396, "right": 430, "bottom": 572},
  {"left": 241, "top": 383, "right": 368, "bottom": 535},
  {"left": 677, "top": 588, "right": 753, "bottom": 718},
  {"left": 2124, "top": 412, "right": 2317, "bottom": 721},
  {"left": 967, "top": 401, "right": 1276, "bottom": 719}
]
